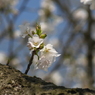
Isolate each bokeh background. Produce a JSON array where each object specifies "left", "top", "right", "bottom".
[{"left": 0, "top": 0, "right": 95, "bottom": 89}]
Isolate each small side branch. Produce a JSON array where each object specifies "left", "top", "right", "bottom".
[{"left": 24, "top": 51, "right": 35, "bottom": 74}]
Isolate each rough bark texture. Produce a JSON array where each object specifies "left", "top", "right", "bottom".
[{"left": 0, "top": 63, "right": 95, "bottom": 95}]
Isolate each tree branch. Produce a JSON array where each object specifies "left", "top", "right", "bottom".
[
  {"left": 24, "top": 51, "right": 35, "bottom": 74},
  {"left": 0, "top": 63, "right": 95, "bottom": 95}
]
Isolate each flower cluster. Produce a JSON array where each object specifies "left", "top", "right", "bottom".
[
  {"left": 19, "top": 23, "right": 60, "bottom": 71},
  {"left": 80, "top": 0, "right": 95, "bottom": 10}
]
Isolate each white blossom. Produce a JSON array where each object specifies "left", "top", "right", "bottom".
[
  {"left": 19, "top": 23, "right": 32, "bottom": 38},
  {"left": 36, "top": 44, "right": 60, "bottom": 70},
  {"left": 38, "top": 0, "right": 56, "bottom": 18},
  {"left": 27, "top": 34, "right": 44, "bottom": 52},
  {"left": 40, "top": 44, "right": 60, "bottom": 57},
  {"left": 41, "top": 0, "right": 55, "bottom": 12},
  {"left": 35, "top": 56, "right": 51, "bottom": 71},
  {"left": 73, "top": 8, "right": 88, "bottom": 20},
  {"left": 80, "top": 0, "right": 95, "bottom": 10}
]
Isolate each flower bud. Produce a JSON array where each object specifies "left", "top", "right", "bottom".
[
  {"left": 36, "top": 24, "right": 42, "bottom": 36},
  {"left": 32, "top": 31, "right": 35, "bottom": 35},
  {"left": 39, "top": 43, "right": 44, "bottom": 49},
  {"left": 40, "top": 34, "right": 47, "bottom": 39}
]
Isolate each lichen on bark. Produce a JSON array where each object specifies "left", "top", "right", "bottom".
[{"left": 0, "top": 63, "right": 95, "bottom": 95}]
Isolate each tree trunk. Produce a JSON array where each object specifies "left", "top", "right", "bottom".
[
  {"left": 0, "top": 63, "right": 95, "bottom": 95},
  {"left": 84, "top": 7, "right": 95, "bottom": 89}
]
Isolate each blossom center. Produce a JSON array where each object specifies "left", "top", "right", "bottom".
[
  {"left": 33, "top": 42, "right": 39, "bottom": 46},
  {"left": 44, "top": 48, "right": 50, "bottom": 53}
]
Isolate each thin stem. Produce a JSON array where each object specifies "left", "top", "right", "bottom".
[{"left": 24, "top": 51, "right": 35, "bottom": 74}]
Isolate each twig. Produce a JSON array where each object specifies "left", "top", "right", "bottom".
[{"left": 24, "top": 51, "right": 35, "bottom": 74}]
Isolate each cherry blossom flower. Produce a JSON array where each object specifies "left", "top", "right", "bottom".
[
  {"left": 35, "top": 56, "right": 51, "bottom": 71},
  {"left": 19, "top": 23, "right": 61, "bottom": 72},
  {"left": 27, "top": 34, "right": 44, "bottom": 52},
  {"left": 19, "top": 23, "right": 32, "bottom": 38},
  {"left": 40, "top": 44, "right": 60, "bottom": 57},
  {"left": 35, "top": 44, "right": 60, "bottom": 70}
]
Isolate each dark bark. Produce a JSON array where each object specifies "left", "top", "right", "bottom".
[
  {"left": 0, "top": 63, "right": 95, "bottom": 95},
  {"left": 84, "top": 7, "right": 95, "bottom": 88}
]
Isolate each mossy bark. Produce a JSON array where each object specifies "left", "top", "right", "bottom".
[{"left": 0, "top": 63, "right": 95, "bottom": 95}]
